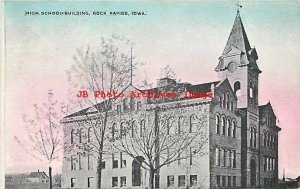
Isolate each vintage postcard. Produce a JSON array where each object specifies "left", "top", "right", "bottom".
[{"left": 1, "top": 1, "right": 300, "bottom": 189}]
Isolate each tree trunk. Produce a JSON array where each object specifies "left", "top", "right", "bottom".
[
  {"left": 97, "top": 153, "right": 103, "bottom": 189},
  {"left": 49, "top": 166, "right": 52, "bottom": 189},
  {"left": 149, "top": 169, "right": 155, "bottom": 189}
]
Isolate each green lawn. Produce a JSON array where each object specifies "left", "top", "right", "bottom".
[{"left": 5, "top": 183, "right": 61, "bottom": 189}]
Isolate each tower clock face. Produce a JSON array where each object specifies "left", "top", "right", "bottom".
[{"left": 228, "top": 62, "right": 237, "bottom": 73}]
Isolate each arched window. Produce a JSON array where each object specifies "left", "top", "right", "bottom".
[
  {"left": 222, "top": 94, "right": 226, "bottom": 108},
  {"left": 88, "top": 127, "right": 92, "bottom": 143},
  {"left": 263, "top": 131, "right": 267, "bottom": 147},
  {"left": 232, "top": 120, "right": 236, "bottom": 138},
  {"left": 227, "top": 118, "right": 231, "bottom": 137},
  {"left": 120, "top": 122, "right": 127, "bottom": 138},
  {"left": 190, "top": 115, "right": 197, "bottom": 133},
  {"left": 267, "top": 133, "right": 270, "bottom": 147},
  {"left": 131, "top": 121, "right": 137, "bottom": 138},
  {"left": 253, "top": 126, "right": 257, "bottom": 148},
  {"left": 215, "top": 114, "right": 220, "bottom": 134},
  {"left": 79, "top": 128, "right": 83, "bottom": 143},
  {"left": 234, "top": 81, "right": 241, "bottom": 97},
  {"left": 226, "top": 93, "right": 230, "bottom": 109},
  {"left": 221, "top": 117, "right": 226, "bottom": 135},
  {"left": 168, "top": 117, "right": 175, "bottom": 135},
  {"left": 178, "top": 116, "right": 186, "bottom": 134},
  {"left": 249, "top": 81, "right": 254, "bottom": 98},
  {"left": 140, "top": 120, "right": 146, "bottom": 137},
  {"left": 71, "top": 129, "right": 75, "bottom": 144}
]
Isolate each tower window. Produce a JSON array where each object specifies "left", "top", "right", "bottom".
[{"left": 234, "top": 81, "right": 241, "bottom": 97}]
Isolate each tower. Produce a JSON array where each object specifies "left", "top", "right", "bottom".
[{"left": 215, "top": 10, "right": 261, "bottom": 109}]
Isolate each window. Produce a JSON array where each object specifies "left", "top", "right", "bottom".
[
  {"left": 130, "top": 98, "right": 135, "bottom": 111},
  {"left": 120, "top": 122, "right": 127, "bottom": 138},
  {"left": 178, "top": 175, "right": 185, "bottom": 187},
  {"left": 190, "top": 175, "right": 197, "bottom": 187},
  {"left": 167, "top": 117, "right": 175, "bottom": 135},
  {"left": 71, "top": 155, "right": 76, "bottom": 171},
  {"left": 79, "top": 128, "right": 83, "bottom": 143},
  {"left": 253, "top": 127, "right": 257, "bottom": 148},
  {"left": 189, "top": 147, "right": 194, "bottom": 166},
  {"left": 263, "top": 131, "right": 267, "bottom": 147},
  {"left": 140, "top": 120, "right": 146, "bottom": 137},
  {"left": 222, "top": 176, "right": 226, "bottom": 187},
  {"left": 219, "top": 96, "right": 222, "bottom": 108},
  {"left": 264, "top": 156, "right": 267, "bottom": 171},
  {"left": 230, "top": 102, "right": 234, "bottom": 111},
  {"left": 178, "top": 116, "right": 186, "bottom": 134},
  {"left": 234, "top": 81, "right": 241, "bottom": 97},
  {"left": 216, "top": 175, "right": 220, "bottom": 187},
  {"left": 88, "top": 177, "right": 93, "bottom": 188},
  {"left": 233, "top": 176, "right": 236, "bottom": 187},
  {"left": 230, "top": 151, "right": 234, "bottom": 168},
  {"left": 71, "top": 129, "right": 75, "bottom": 144},
  {"left": 71, "top": 178, "right": 76, "bottom": 188},
  {"left": 226, "top": 119, "right": 231, "bottom": 137},
  {"left": 112, "top": 153, "right": 118, "bottom": 168},
  {"left": 120, "top": 152, "right": 126, "bottom": 168},
  {"left": 228, "top": 176, "right": 232, "bottom": 187},
  {"left": 226, "top": 94, "right": 230, "bottom": 109},
  {"left": 222, "top": 94, "right": 226, "bottom": 108},
  {"left": 88, "top": 127, "right": 92, "bottom": 142},
  {"left": 226, "top": 150, "right": 231, "bottom": 167},
  {"left": 220, "top": 149, "right": 224, "bottom": 167},
  {"left": 123, "top": 98, "right": 128, "bottom": 111},
  {"left": 232, "top": 120, "right": 236, "bottom": 138},
  {"left": 88, "top": 154, "right": 93, "bottom": 170},
  {"left": 215, "top": 148, "right": 220, "bottom": 166},
  {"left": 131, "top": 121, "right": 137, "bottom": 138},
  {"left": 100, "top": 161, "right": 105, "bottom": 169},
  {"left": 120, "top": 177, "right": 126, "bottom": 187},
  {"left": 223, "top": 149, "right": 226, "bottom": 167},
  {"left": 190, "top": 115, "right": 197, "bottom": 133},
  {"left": 221, "top": 117, "right": 226, "bottom": 135},
  {"left": 112, "top": 177, "right": 118, "bottom": 187},
  {"left": 78, "top": 155, "right": 82, "bottom": 170},
  {"left": 233, "top": 150, "right": 236, "bottom": 168},
  {"left": 167, "top": 176, "right": 174, "bottom": 187},
  {"left": 250, "top": 126, "right": 253, "bottom": 147},
  {"left": 215, "top": 114, "right": 220, "bottom": 134}
]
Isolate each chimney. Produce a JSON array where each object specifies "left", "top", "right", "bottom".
[{"left": 38, "top": 169, "right": 39, "bottom": 173}]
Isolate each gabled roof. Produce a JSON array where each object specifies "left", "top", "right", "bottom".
[
  {"left": 28, "top": 172, "right": 48, "bottom": 179},
  {"left": 258, "top": 101, "right": 276, "bottom": 117}
]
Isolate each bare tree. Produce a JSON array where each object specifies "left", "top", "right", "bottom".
[
  {"left": 15, "top": 90, "right": 68, "bottom": 189},
  {"left": 64, "top": 36, "right": 134, "bottom": 189},
  {"left": 112, "top": 80, "right": 209, "bottom": 189}
]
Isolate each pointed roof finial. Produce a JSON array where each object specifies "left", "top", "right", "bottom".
[{"left": 236, "top": 1, "right": 242, "bottom": 13}]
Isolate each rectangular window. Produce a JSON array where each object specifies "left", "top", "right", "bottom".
[
  {"left": 190, "top": 175, "right": 197, "bottom": 187},
  {"left": 120, "top": 176, "right": 126, "bottom": 187},
  {"left": 88, "top": 154, "right": 93, "bottom": 170},
  {"left": 228, "top": 176, "right": 231, "bottom": 187},
  {"left": 233, "top": 150, "right": 236, "bottom": 168},
  {"left": 120, "top": 152, "right": 127, "bottom": 168},
  {"left": 78, "top": 155, "right": 82, "bottom": 170},
  {"left": 71, "top": 178, "right": 76, "bottom": 188},
  {"left": 167, "top": 176, "right": 174, "bottom": 187},
  {"left": 137, "top": 101, "right": 142, "bottom": 111},
  {"left": 215, "top": 148, "right": 220, "bottom": 166},
  {"left": 223, "top": 149, "right": 226, "bottom": 167},
  {"left": 88, "top": 177, "right": 93, "bottom": 188},
  {"left": 71, "top": 155, "right": 76, "bottom": 171},
  {"left": 112, "top": 154, "right": 118, "bottom": 168},
  {"left": 217, "top": 175, "right": 220, "bottom": 187},
  {"left": 123, "top": 99, "right": 128, "bottom": 111},
  {"left": 112, "top": 177, "right": 118, "bottom": 187},
  {"left": 233, "top": 176, "right": 236, "bottom": 187},
  {"left": 100, "top": 161, "right": 105, "bottom": 169},
  {"left": 222, "top": 176, "right": 226, "bottom": 187},
  {"left": 190, "top": 147, "right": 193, "bottom": 166},
  {"left": 178, "top": 175, "right": 185, "bottom": 187},
  {"left": 220, "top": 149, "right": 224, "bottom": 167},
  {"left": 130, "top": 98, "right": 135, "bottom": 111}
]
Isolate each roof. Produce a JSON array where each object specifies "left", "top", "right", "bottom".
[
  {"left": 28, "top": 172, "right": 48, "bottom": 179},
  {"left": 222, "top": 11, "right": 251, "bottom": 56},
  {"left": 186, "top": 81, "right": 220, "bottom": 93}
]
